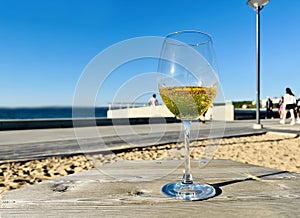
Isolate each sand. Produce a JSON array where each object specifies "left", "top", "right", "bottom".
[{"left": 1, "top": 132, "right": 299, "bottom": 194}]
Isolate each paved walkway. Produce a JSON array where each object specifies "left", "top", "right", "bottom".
[
  {"left": 0, "top": 119, "right": 298, "bottom": 163},
  {"left": 1, "top": 118, "right": 298, "bottom": 144},
  {"left": 260, "top": 118, "right": 300, "bottom": 134}
]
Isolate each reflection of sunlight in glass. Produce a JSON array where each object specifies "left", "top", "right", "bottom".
[{"left": 170, "top": 64, "right": 175, "bottom": 75}]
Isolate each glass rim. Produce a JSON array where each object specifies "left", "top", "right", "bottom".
[{"left": 165, "top": 30, "right": 212, "bottom": 46}]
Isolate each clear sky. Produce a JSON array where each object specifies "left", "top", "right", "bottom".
[{"left": 0, "top": 0, "right": 299, "bottom": 107}]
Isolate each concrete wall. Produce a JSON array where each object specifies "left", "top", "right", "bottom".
[
  {"left": 107, "top": 103, "right": 234, "bottom": 121},
  {"left": 107, "top": 105, "right": 174, "bottom": 119},
  {"left": 211, "top": 102, "right": 234, "bottom": 121}
]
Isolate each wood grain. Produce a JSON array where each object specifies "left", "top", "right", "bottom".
[{"left": 1, "top": 160, "right": 299, "bottom": 217}]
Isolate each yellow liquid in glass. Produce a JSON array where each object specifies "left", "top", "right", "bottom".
[{"left": 159, "top": 86, "right": 217, "bottom": 120}]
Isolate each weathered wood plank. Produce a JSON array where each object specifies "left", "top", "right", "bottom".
[{"left": 1, "top": 160, "right": 299, "bottom": 217}]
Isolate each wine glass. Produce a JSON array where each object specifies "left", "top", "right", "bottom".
[{"left": 158, "top": 30, "right": 219, "bottom": 201}]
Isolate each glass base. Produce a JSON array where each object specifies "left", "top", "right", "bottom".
[{"left": 161, "top": 182, "right": 216, "bottom": 201}]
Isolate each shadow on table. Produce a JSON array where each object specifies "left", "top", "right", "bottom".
[{"left": 210, "top": 170, "right": 289, "bottom": 198}]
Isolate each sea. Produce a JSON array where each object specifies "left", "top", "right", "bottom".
[
  {"left": 0, "top": 107, "right": 273, "bottom": 120},
  {"left": 0, "top": 107, "right": 109, "bottom": 120}
]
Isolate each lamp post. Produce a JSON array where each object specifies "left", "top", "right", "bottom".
[{"left": 247, "top": 0, "right": 269, "bottom": 129}]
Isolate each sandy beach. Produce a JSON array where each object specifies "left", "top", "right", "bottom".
[{"left": 0, "top": 132, "right": 299, "bottom": 195}]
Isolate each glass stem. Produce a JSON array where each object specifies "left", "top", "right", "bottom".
[{"left": 182, "top": 120, "right": 193, "bottom": 184}]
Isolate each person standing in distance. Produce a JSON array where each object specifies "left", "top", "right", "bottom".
[
  {"left": 280, "top": 87, "right": 297, "bottom": 125},
  {"left": 278, "top": 96, "right": 284, "bottom": 119},
  {"left": 265, "top": 96, "right": 274, "bottom": 119},
  {"left": 148, "top": 94, "right": 159, "bottom": 106}
]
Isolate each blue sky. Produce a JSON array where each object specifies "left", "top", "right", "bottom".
[{"left": 0, "top": 0, "right": 299, "bottom": 107}]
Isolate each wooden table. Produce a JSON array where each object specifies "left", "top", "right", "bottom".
[{"left": 1, "top": 160, "right": 299, "bottom": 217}]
